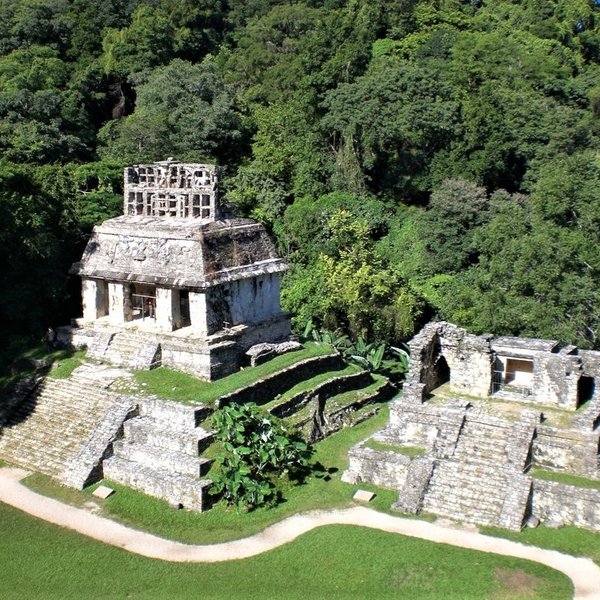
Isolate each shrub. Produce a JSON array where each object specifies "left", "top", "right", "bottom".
[{"left": 210, "top": 403, "right": 313, "bottom": 510}]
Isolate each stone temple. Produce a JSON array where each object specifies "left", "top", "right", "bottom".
[
  {"left": 344, "top": 322, "right": 600, "bottom": 532},
  {"left": 62, "top": 161, "right": 291, "bottom": 379}
]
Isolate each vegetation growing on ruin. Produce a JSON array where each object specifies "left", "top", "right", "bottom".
[
  {"left": 131, "top": 341, "right": 334, "bottom": 404},
  {"left": 530, "top": 469, "right": 600, "bottom": 491},
  {"left": 1, "top": 0, "right": 600, "bottom": 362},
  {"left": 209, "top": 402, "right": 312, "bottom": 509}
]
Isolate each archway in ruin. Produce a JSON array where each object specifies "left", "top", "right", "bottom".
[
  {"left": 431, "top": 355, "right": 451, "bottom": 391},
  {"left": 577, "top": 375, "right": 595, "bottom": 409}
]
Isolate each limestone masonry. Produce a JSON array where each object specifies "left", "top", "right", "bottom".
[
  {"left": 60, "top": 161, "right": 291, "bottom": 380},
  {"left": 343, "top": 322, "right": 600, "bottom": 532}
]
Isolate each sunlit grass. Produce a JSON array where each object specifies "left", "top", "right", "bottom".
[
  {"left": 133, "top": 342, "right": 336, "bottom": 405},
  {"left": 0, "top": 502, "right": 572, "bottom": 600},
  {"left": 530, "top": 469, "right": 600, "bottom": 491}
]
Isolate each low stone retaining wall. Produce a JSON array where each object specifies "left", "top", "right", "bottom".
[
  {"left": 216, "top": 353, "right": 344, "bottom": 408},
  {"left": 531, "top": 479, "right": 600, "bottom": 532},
  {"left": 533, "top": 426, "right": 600, "bottom": 480},
  {"left": 271, "top": 370, "right": 373, "bottom": 418},
  {"left": 342, "top": 444, "right": 412, "bottom": 489}
]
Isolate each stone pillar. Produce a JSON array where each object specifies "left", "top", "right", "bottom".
[
  {"left": 108, "top": 282, "right": 131, "bottom": 324},
  {"left": 155, "top": 287, "right": 179, "bottom": 332},
  {"left": 189, "top": 291, "right": 209, "bottom": 336},
  {"left": 172, "top": 289, "right": 183, "bottom": 330},
  {"left": 82, "top": 278, "right": 108, "bottom": 321}
]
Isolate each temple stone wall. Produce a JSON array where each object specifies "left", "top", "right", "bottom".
[
  {"left": 343, "top": 445, "right": 411, "bottom": 489},
  {"left": 155, "top": 287, "right": 177, "bottom": 331},
  {"left": 108, "top": 282, "right": 131, "bottom": 324},
  {"left": 532, "top": 354, "right": 582, "bottom": 409},
  {"left": 188, "top": 292, "right": 209, "bottom": 336},
  {"left": 532, "top": 480, "right": 600, "bottom": 532},
  {"left": 82, "top": 279, "right": 107, "bottom": 321},
  {"left": 533, "top": 426, "right": 600, "bottom": 480}
]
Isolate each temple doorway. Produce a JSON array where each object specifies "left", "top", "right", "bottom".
[
  {"left": 131, "top": 283, "right": 156, "bottom": 322},
  {"left": 577, "top": 375, "right": 595, "bottom": 408},
  {"left": 431, "top": 355, "right": 450, "bottom": 390},
  {"left": 179, "top": 290, "right": 191, "bottom": 328}
]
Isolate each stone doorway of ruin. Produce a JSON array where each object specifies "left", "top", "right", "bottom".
[
  {"left": 577, "top": 375, "right": 595, "bottom": 409},
  {"left": 431, "top": 355, "right": 450, "bottom": 390},
  {"left": 131, "top": 284, "right": 156, "bottom": 322}
]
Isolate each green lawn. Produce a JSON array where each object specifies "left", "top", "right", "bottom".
[
  {"left": 133, "top": 342, "right": 335, "bottom": 405},
  {"left": 0, "top": 345, "right": 85, "bottom": 390},
  {"left": 46, "top": 350, "right": 87, "bottom": 379},
  {"left": 482, "top": 523, "right": 600, "bottom": 566},
  {"left": 0, "top": 502, "right": 571, "bottom": 600}
]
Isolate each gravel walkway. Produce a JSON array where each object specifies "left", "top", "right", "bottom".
[{"left": 1, "top": 467, "right": 598, "bottom": 599}]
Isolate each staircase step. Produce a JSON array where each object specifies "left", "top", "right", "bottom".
[
  {"left": 138, "top": 398, "right": 211, "bottom": 428},
  {"left": 0, "top": 373, "right": 124, "bottom": 478},
  {"left": 103, "top": 455, "right": 211, "bottom": 511},
  {"left": 113, "top": 440, "right": 213, "bottom": 478},
  {"left": 122, "top": 417, "right": 214, "bottom": 455}
]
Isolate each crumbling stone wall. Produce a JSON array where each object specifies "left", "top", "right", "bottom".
[
  {"left": 531, "top": 480, "right": 600, "bottom": 532},
  {"left": 532, "top": 352, "right": 582, "bottom": 409},
  {"left": 403, "top": 322, "right": 493, "bottom": 402},
  {"left": 533, "top": 426, "right": 600, "bottom": 480},
  {"left": 342, "top": 445, "right": 412, "bottom": 489}
]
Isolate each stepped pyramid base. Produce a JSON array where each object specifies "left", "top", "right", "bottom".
[
  {"left": 344, "top": 400, "right": 536, "bottom": 531},
  {"left": 104, "top": 398, "right": 214, "bottom": 512},
  {"left": 103, "top": 456, "right": 212, "bottom": 511}
]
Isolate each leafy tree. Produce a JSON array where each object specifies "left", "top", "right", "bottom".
[
  {"left": 0, "top": 46, "right": 93, "bottom": 161},
  {"left": 283, "top": 210, "right": 425, "bottom": 343},
  {"left": 100, "top": 4, "right": 177, "bottom": 81},
  {"left": 420, "top": 178, "right": 488, "bottom": 274},
  {"left": 322, "top": 55, "right": 460, "bottom": 200},
  {"left": 210, "top": 403, "right": 312, "bottom": 510},
  {"left": 282, "top": 191, "right": 390, "bottom": 263},
  {"left": 228, "top": 100, "right": 325, "bottom": 225},
  {"left": 98, "top": 57, "right": 245, "bottom": 164}
]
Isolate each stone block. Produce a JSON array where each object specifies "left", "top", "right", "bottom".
[
  {"left": 353, "top": 490, "right": 376, "bottom": 502},
  {"left": 93, "top": 485, "right": 115, "bottom": 499}
]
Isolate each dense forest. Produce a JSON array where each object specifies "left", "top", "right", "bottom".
[{"left": 1, "top": 0, "right": 599, "bottom": 358}]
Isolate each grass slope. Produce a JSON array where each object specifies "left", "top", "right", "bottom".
[
  {"left": 530, "top": 469, "right": 600, "bottom": 491},
  {"left": 0, "top": 502, "right": 571, "bottom": 600},
  {"left": 133, "top": 342, "right": 334, "bottom": 404},
  {"left": 0, "top": 346, "right": 86, "bottom": 390}
]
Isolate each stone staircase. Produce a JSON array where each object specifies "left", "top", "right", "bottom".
[
  {"left": 102, "top": 398, "right": 213, "bottom": 511},
  {"left": 420, "top": 413, "right": 535, "bottom": 529},
  {"left": 0, "top": 368, "right": 128, "bottom": 479},
  {"left": 90, "top": 331, "right": 162, "bottom": 370}
]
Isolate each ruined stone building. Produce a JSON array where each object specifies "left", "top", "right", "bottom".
[
  {"left": 62, "top": 161, "right": 291, "bottom": 379},
  {"left": 344, "top": 322, "right": 600, "bottom": 532}
]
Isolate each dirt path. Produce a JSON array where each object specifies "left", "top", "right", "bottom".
[{"left": 1, "top": 467, "right": 599, "bottom": 599}]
